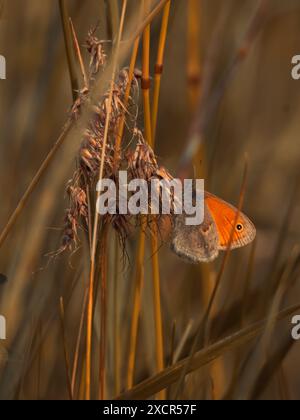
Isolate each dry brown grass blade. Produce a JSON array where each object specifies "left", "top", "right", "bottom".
[
  {"left": 71, "top": 287, "right": 88, "bottom": 397},
  {"left": 142, "top": 0, "right": 166, "bottom": 399},
  {"left": 126, "top": 0, "right": 167, "bottom": 398},
  {"left": 15, "top": 323, "right": 35, "bottom": 400},
  {"left": 59, "top": 0, "right": 79, "bottom": 101},
  {"left": 187, "top": 0, "right": 201, "bottom": 111},
  {"left": 241, "top": 240, "right": 257, "bottom": 326},
  {"left": 186, "top": 0, "right": 226, "bottom": 400},
  {"left": 69, "top": 18, "right": 89, "bottom": 90},
  {"left": 264, "top": 180, "right": 299, "bottom": 303},
  {"left": 114, "top": 34, "right": 140, "bottom": 164},
  {"left": 124, "top": 5, "right": 171, "bottom": 394},
  {"left": 105, "top": 0, "right": 120, "bottom": 49},
  {"left": 151, "top": 0, "right": 171, "bottom": 145},
  {"left": 127, "top": 218, "right": 147, "bottom": 389},
  {"left": 188, "top": 0, "right": 206, "bottom": 181},
  {"left": 173, "top": 319, "right": 194, "bottom": 364},
  {"left": 85, "top": 0, "right": 128, "bottom": 400},
  {"left": 261, "top": 246, "right": 300, "bottom": 356},
  {"left": 150, "top": 223, "right": 165, "bottom": 400},
  {"left": 224, "top": 240, "right": 257, "bottom": 399},
  {"left": 113, "top": 234, "right": 121, "bottom": 396},
  {"left": 59, "top": 297, "right": 73, "bottom": 400},
  {"left": 248, "top": 333, "right": 295, "bottom": 400},
  {"left": 116, "top": 303, "right": 300, "bottom": 400},
  {"left": 99, "top": 226, "right": 108, "bottom": 400},
  {"left": 142, "top": 0, "right": 152, "bottom": 146},
  {"left": 168, "top": 320, "right": 176, "bottom": 367}
]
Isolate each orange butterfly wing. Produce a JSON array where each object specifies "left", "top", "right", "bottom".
[{"left": 204, "top": 192, "right": 256, "bottom": 250}]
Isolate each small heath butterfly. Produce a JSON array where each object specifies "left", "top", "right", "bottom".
[{"left": 171, "top": 191, "right": 256, "bottom": 263}]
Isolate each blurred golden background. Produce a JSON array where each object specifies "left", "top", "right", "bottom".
[{"left": 0, "top": 0, "right": 300, "bottom": 400}]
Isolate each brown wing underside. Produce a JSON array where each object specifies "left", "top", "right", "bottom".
[{"left": 171, "top": 202, "right": 219, "bottom": 263}]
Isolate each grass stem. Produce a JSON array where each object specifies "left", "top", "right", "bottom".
[
  {"left": 59, "top": 0, "right": 79, "bottom": 101},
  {"left": 85, "top": 0, "right": 128, "bottom": 400}
]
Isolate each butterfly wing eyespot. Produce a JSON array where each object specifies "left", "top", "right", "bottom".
[{"left": 236, "top": 223, "right": 243, "bottom": 231}]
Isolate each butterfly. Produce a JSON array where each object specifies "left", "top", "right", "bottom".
[{"left": 171, "top": 191, "right": 256, "bottom": 263}]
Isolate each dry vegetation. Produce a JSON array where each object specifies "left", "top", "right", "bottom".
[{"left": 0, "top": 0, "right": 300, "bottom": 400}]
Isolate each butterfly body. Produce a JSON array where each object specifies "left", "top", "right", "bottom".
[{"left": 171, "top": 191, "right": 256, "bottom": 263}]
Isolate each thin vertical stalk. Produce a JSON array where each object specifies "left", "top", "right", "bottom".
[
  {"left": 99, "top": 227, "right": 108, "bottom": 400},
  {"left": 187, "top": 0, "right": 201, "bottom": 110},
  {"left": 37, "top": 321, "right": 42, "bottom": 400},
  {"left": 187, "top": 0, "right": 225, "bottom": 399},
  {"left": 86, "top": 0, "right": 128, "bottom": 400},
  {"left": 113, "top": 234, "right": 121, "bottom": 396},
  {"left": 114, "top": 37, "right": 140, "bottom": 163},
  {"left": 59, "top": 0, "right": 79, "bottom": 101},
  {"left": 127, "top": 217, "right": 147, "bottom": 389},
  {"left": 186, "top": 0, "right": 205, "bottom": 179},
  {"left": 105, "top": 0, "right": 120, "bottom": 48},
  {"left": 150, "top": 226, "right": 165, "bottom": 399},
  {"left": 71, "top": 287, "right": 88, "bottom": 397},
  {"left": 69, "top": 18, "right": 89, "bottom": 90},
  {"left": 111, "top": 10, "right": 141, "bottom": 396},
  {"left": 143, "top": 0, "right": 166, "bottom": 399},
  {"left": 59, "top": 297, "right": 73, "bottom": 400},
  {"left": 142, "top": 0, "right": 152, "bottom": 146},
  {"left": 151, "top": 0, "right": 171, "bottom": 145},
  {"left": 126, "top": 0, "right": 151, "bottom": 391}
]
